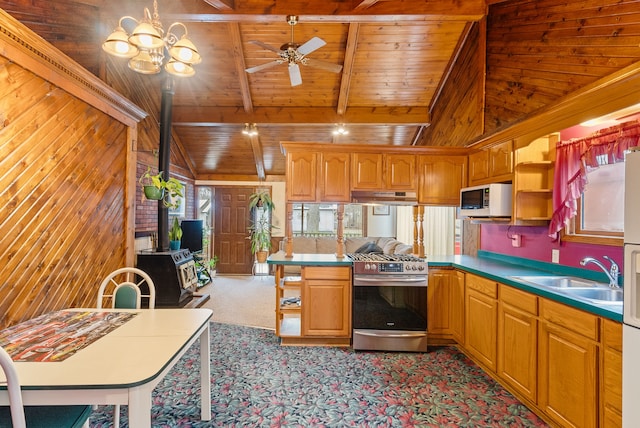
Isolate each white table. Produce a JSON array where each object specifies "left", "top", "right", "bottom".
[{"left": 0, "top": 308, "right": 212, "bottom": 428}]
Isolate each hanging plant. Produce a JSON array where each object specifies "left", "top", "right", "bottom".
[
  {"left": 139, "top": 166, "right": 184, "bottom": 210},
  {"left": 248, "top": 189, "right": 275, "bottom": 211}
]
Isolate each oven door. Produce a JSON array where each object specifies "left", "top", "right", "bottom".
[{"left": 353, "top": 275, "right": 428, "bottom": 331}]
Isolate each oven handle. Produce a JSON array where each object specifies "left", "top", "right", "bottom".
[
  {"left": 354, "top": 330, "right": 427, "bottom": 338},
  {"left": 353, "top": 276, "right": 427, "bottom": 287}
]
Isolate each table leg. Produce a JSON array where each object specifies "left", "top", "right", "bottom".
[
  {"left": 128, "top": 387, "right": 151, "bottom": 428},
  {"left": 200, "top": 322, "right": 212, "bottom": 420}
]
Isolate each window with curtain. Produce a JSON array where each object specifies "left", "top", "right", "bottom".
[
  {"left": 396, "top": 206, "right": 457, "bottom": 256},
  {"left": 549, "top": 120, "right": 640, "bottom": 242}
]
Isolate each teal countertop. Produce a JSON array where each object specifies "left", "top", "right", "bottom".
[
  {"left": 428, "top": 252, "right": 623, "bottom": 322},
  {"left": 267, "top": 250, "right": 623, "bottom": 322},
  {"left": 267, "top": 253, "right": 352, "bottom": 266}
]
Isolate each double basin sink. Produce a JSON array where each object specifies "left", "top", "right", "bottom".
[{"left": 510, "top": 275, "right": 622, "bottom": 305}]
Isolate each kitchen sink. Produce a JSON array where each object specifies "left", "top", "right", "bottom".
[
  {"left": 509, "top": 275, "right": 622, "bottom": 305},
  {"left": 510, "top": 275, "right": 602, "bottom": 288}
]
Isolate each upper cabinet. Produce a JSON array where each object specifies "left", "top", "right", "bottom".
[
  {"left": 385, "top": 154, "right": 417, "bottom": 191},
  {"left": 468, "top": 140, "right": 513, "bottom": 186},
  {"left": 351, "top": 153, "right": 383, "bottom": 190},
  {"left": 418, "top": 155, "right": 467, "bottom": 205},
  {"left": 287, "top": 151, "right": 350, "bottom": 202}
]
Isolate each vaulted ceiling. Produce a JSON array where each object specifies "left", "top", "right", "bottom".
[{"left": 105, "top": 0, "right": 487, "bottom": 180}]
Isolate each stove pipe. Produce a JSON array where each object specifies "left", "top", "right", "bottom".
[{"left": 157, "top": 77, "right": 175, "bottom": 252}]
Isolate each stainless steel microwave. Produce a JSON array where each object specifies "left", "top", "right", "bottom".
[{"left": 459, "top": 183, "right": 512, "bottom": 217}]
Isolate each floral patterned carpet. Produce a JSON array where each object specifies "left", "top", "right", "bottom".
[{"left": 89, "top": 323, "right": 548, "bottom": 427}]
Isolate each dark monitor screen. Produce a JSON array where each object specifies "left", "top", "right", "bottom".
[{"left": 180, "top": 219, "right": 203, "bottom": 253}]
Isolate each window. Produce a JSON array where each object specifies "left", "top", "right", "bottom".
[
  {"left": 292, "top": 203, "right": 364, "bottom": 237},
  {"left": 565, "top": 158, "right": 624, "bottom": 246}
]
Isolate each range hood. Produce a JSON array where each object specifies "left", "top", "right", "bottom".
[{"left": 351, "top": 190, "right": 418, "bottom": 205}]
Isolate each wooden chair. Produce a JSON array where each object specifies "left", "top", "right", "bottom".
[
  {"left": 96, "top": 267, "right": 156, "bottom": 425},
  {"left": 0, "top": 346, "right": 91, "bottom": 428}
]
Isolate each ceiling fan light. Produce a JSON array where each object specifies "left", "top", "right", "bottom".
[
  {"left": 102, "top": 27, "right": 139, "bottom": 58},
  {"left": 128, "top": 51, "right": 161, "bottom": 74},
  {"left": 129, "top": 22, "right": 164, "bottom": 49},
  {"left": 165, "top": 60, "right": 195, "bottom": 77},
  {"left": 169, "top": 36, "right": 201, "bottom": 65}
]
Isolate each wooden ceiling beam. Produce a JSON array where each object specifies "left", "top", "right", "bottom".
[
  {"left": 173, "top": 106, "right": 430, "bottom": 125},
  {"left": 247, "top": 134, "right": 266, "bottom": 180},
  {"left": 336, "top": 23, "right": 359, "bottom": 116},
  {"left": 202, "top": 0, "right": 233, "bottom": 11},
  {"left": 229, "top": 22, "right": 253, "bottom": 113}
]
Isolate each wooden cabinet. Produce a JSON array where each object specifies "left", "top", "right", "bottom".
[
  {"left": 286, "top": 151, "right": 317, "bottom": 201},
  {"left": 286, "top": 151, "right": 350, "bottom": 202},
  {"left": 497, "top": 285, "right": 538, "bottom": 403},
  {"left": 428, "top": 268, "right": 465, "bottom": 343},
  {"left": 351, "top": 153, "right": 416, "bottom": 191},
  {"left": 418, "top": 155, "right": 467, "bottom": 205},
  {"left": 538, "top": 298, "right": 599, "bottom": 428},
  {"left": 465, "top": 274, "right": 498, "bottom": 371},
  {"left": 351, "top": 153, "right": 383, "bottom": 190},
  {"left": 601, "top": 318, "right": 622, "bottom": 428},
  {"left": 275, "top": 273, "right": 303, "bottom": 337},
  {"left": 512, "top": 133, "right": 557, "bottom": 225},
  {"left": 468, "top": 141, "right": 513, "bottom": 186},
  {"left": 302, "top": 266, "right": 351, "bottom": 337},
  {"left": 385, "top": 154, "right": 416, "bottom": 191},
  {"left": 320, "top": 152, "right": 350, "bottom": 202}
]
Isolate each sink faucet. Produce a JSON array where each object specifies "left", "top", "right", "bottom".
[{"left": 580, "top": 256, "right": 620, "bottom": 288}]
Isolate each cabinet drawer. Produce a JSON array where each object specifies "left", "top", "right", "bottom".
[
  {"left": 540, "top": 298, "right": 599, "bottom": 340},
  {"left": 500, "top": 284, "right": 537, "bottom": 315},
  {"left": 466, "top": 274, "right": 497, "bottom": 298},
  {"left": 303, "top": 266, "right": 351, "bottom": 280}
]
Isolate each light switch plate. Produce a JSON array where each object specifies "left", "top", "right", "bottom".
[{"left": 552, "top": 249, "right": 560, "bottom": 264}]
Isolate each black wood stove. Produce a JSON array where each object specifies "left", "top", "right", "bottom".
[{"left": 136, "top": 249, "right": 198, "bottom": 307}]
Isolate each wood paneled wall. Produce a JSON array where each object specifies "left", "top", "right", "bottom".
[
  {"left": 484, "top": 0, "right": 640, "bottom": 134},
  {"left": 420, "top": 21, "right": 485, "bottom": 147},
  {"left": 0, "top": 10, "right": 145, "bottom": 329}
]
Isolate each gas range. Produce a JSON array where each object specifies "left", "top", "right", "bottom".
[{"left": 347, "top": 253, "right": 427, "bottom": 275}]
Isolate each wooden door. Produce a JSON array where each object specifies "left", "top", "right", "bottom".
[
  {"left": 427, "top": 269, "right": 451, "bottom": 334},
  {"left": 287, "top": 152, "right": 317, "bottom": 201},
  {"left": 384, "top": 154, "right": 416, "bottom": 190},
  {"left": 213, "top": 187, "right": 254, "bottom": 274},
  {"left": 320, "top": 152, "right": 350, "bottom": 202},
  {"left": 351, "top": 153, "right": 383, "bottom": 190},
  {"left": 418, "top": 155, "right": 467, "bottom": 205}
]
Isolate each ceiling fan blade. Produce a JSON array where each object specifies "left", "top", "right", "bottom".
[
  {"left": 304, "top": 58, "right": 343, "bottom": 73},
  {"left": 297, "top": 37, "right": 326, "bottom": 55},
  {"left": 249, "top": 40, "right": 282, "bottom": 54},
  {"left": 245, "top": 60, "right": 280, "bottom": 74},
  {"left": 288, "top": 63, "right": 302, "bottom": 86}
]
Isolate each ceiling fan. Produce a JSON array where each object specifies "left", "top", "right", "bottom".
[{"left": 245, "top": 15, "right": 343, "bottom": 87}]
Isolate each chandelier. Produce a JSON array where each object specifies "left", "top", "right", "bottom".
[{"left": 102, "top": 0, "right": 201, "bottom": 77}]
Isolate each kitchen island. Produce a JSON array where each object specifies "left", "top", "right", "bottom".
[{"left": 268, "top": 253, "right": 353, "bottom": 346}]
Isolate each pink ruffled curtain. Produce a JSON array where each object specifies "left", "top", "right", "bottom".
[{"left": 549, "top": 120, "right": 640, "bottom": 239}]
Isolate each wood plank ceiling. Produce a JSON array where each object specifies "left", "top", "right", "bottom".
[{"left": 10, "top": 0, "right": 488, "bottom": 180}]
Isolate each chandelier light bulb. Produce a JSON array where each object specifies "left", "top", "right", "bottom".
[{"left": 333, "top": 124, "right": 349, "bottom": 136}]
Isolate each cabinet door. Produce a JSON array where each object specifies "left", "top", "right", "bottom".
[
  {"left": 601, "top": 319, "right": 622, "bottom": 428},
  {"left": 539, "top": 321, "right": 598, "bottom": 428},
  {"left": 465, "top": 288, "right": 497, "bottom": 371},
  {"left": 468, "top": 150, "right": 488, "bottom": 185},
  {"left": 498, "top": 294, "right": 538, "bottom": 403},
  {"left": 450, "top": 270, "right": 465, "bottom": 344},
  {"left": 427, "top": 269, "right": 451, "bottom": 334},
  {"left": 287, "top": 152, "right": 317, "bottom": 201},
  {"left": 302, "top": 267, "right": 351, "bottom": 337},
  {"left": 385, "top": 154, "right": 416, "bottom": 190},
  {"left": 320, "top": 152, "right": 350, "bottom": 202},
  {"left": 489, "top": 140, "right": 513, "bottom": 178},
  {"left": 351, "top": 153, "right": 383, "bottom": 190},
  {"left": 418, "top": 155, "right": 467, "bottom": 205}
]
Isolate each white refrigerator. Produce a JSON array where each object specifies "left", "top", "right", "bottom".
[{"left": 624, "top": 149, "right": 640, "bottom": 426}]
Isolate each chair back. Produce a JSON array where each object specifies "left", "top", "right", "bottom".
[
  {"left": 0, "top": 346, "right": 27, "bottom": 428},
  {"left": 97, "top": 267, "right": 156, "bottom": 309}
]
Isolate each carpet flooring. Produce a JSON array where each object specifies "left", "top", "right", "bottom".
[{"left": 88, "top": 322, "right": 548, "bottom": 427}]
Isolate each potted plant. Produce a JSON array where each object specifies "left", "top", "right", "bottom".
[
  {"left": 139, "top": 166, "right": 184, "bottom": 210},
  {"left": 248, "top": 189, "right": 275, "bottom": 211},
  {"left": 248, "top": 216, "right": 273, "bottom": 263},
  {"left": 169, "top": 217, "right": 182, "bottom": 251}
]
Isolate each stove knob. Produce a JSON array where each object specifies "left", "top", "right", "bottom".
[{"left": 418, "top": 265, "right": 425, "bottom": 271}]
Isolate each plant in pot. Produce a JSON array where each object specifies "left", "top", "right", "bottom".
[
  {"left": 248, "top": 216, "right": 273, "bottom": 263},
  {"left": 168, "top": 217, "right": 182, "bottom": 251},
  {"left": 248, "top": 189, "right": 275, "bottom": 211},
  {"left": 139, "top": 166, "right": 184, "bottom": 210}
]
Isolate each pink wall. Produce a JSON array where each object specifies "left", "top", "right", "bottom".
[{"left": 480, "top": 224, "right": 623, "bottom": 272}]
